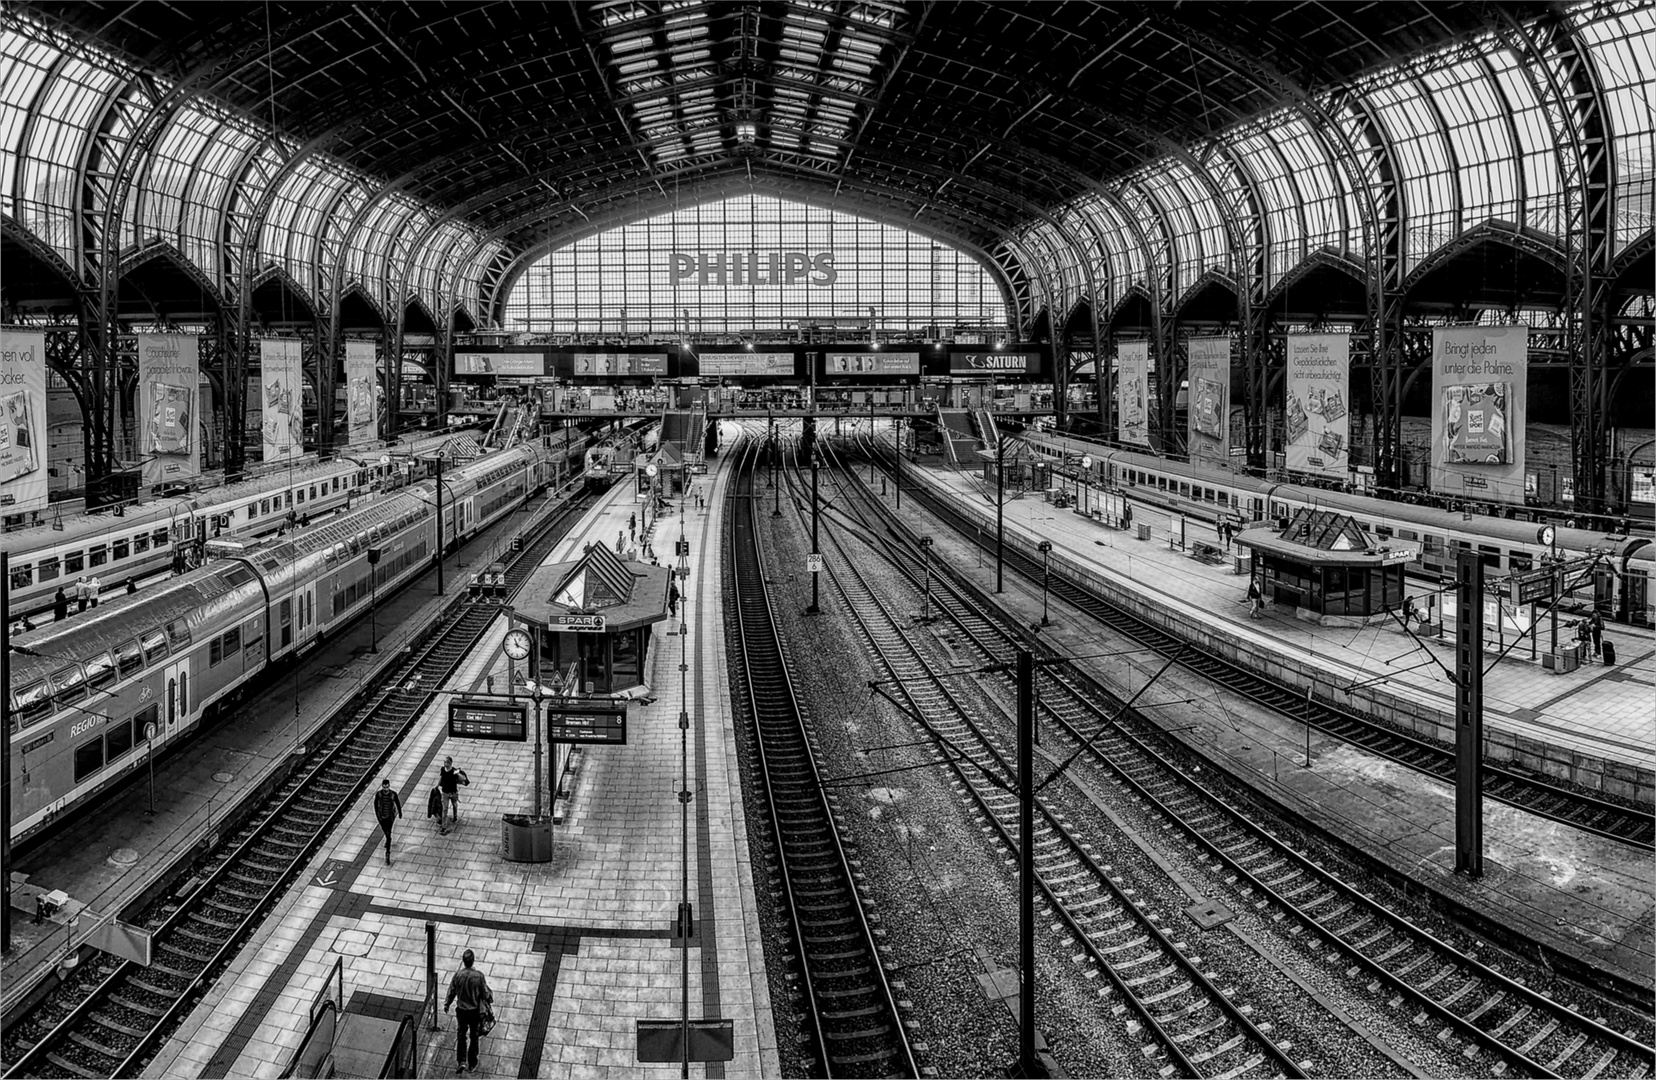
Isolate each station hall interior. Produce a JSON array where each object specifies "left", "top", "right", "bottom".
[{"left": 0, "top": 3, "right": 1653, "bottom": 1079}]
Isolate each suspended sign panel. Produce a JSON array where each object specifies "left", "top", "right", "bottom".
[
  {"left": 1284, "top": 334, "right": 1350, "bottom": 479},
  {"left": 546, "top": 702, "right": 628, "bottom": 744},
  {"left": 260, "top": 338, "right": 304, "bottom": 464},
  {"left": 0, "top": 328, "right": 47, "bottom": 513},
  {"left": 1429, "top": 325, "right": 1527, "bottom": 505},
  {"left": 449, "top": 700, "right": 529, "bottom": 742},
  {"left": 455, "top": 351, "right": 547, "bottom": 376},
  {"left": 1186, "top": 336, "right": 1231, "bottom": 466},
  {"left": 346, "top": 341, "right": 377, "bottom": 443},
  {"left": 824, "top": 352, "right": 919, "bottom": 375},
  {"left": 949, "top": 350, "right": 1041, "bottom": 375},
  {"left": 698, "top": 352, "right": 795, "bottom": 376},
  {"left": 1117, "top": 341, "right": 1150, "bottom": 447}
]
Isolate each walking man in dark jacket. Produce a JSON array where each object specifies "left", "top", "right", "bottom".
[
  {"left": 444, "top": 948, "right": 494, "bottom": 1074},
  {"left": 1587, "top": 610, "right": 1604, "bottom": 657},
  {"left": 372, "top": 779, "right": 402, "bottom": 865},
  {"left": 53, "top": 587, "right": 68, "bottom": 622},
  {"left": 438, "top": 756, "right": 468, "bottom": 834}
]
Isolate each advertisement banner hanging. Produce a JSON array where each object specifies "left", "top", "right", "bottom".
[
  {"left": 260, "top": 338, "right": 304, "bottom": 463},
  {"left": 456, "top": 351, "right": 545, "bottom": 377},
  {"left": 1117, "top": 341, "right": 1150, "bottom": 447},
  {"left": 345, "top": 341, "right": 377, "bottom": 444},
  {"left": 1185, "top": 336, "right": 1230, "bottom": 464},
  {"left": 948, "top": 350, "right": 1041, "bottom": 375},
  {"left": 0, "top": 328, "right": 48, "bottom": 514},
  {"left": 138, "top": 334, "right": 200, "bottom": 486},
  {"left": 697, "top": 352, "right": 795, "bottom": 376},
  {"left": 1429, "top": 325, "right": 1527, "bottom": 504},
  {"left": 1284, "top": 334, "right": 1350, "bottom": 478},
  {"left": 826, "top": 352, "right": 920, "bottom": 375}
]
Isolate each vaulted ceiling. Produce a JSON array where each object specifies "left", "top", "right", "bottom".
[{"left": 23, "top": 0, "right": 1546, "bottom": 257}]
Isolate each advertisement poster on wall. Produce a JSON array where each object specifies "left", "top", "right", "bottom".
[
  {"left": 456, "top": 351, "right": 545, "bottom": 377},
  {"left": 137, "top": 334, "right": 200, "bottom": 486},
  {"left": 260, "top": 338, "right": 304, "bottom": 463},
  {"left": 698, "top": 352, "right": 795, "bottom": 376},
  {"left": 826, "top": 352, "right": 920, "bottom": 375},
  {"left": 1428, "top": 324, "right": 1527, "bottom": 504},
  {"left": 1117, "top": 340, "right": 1150, "bottom": 447},
  {"left": 948, "top": 350, "right": 1040, "bottom": 375},
  {"left": 1284, "top": 334, "right": 1350, "bottom": 478},
  {"left": 0, "top": 328, "right": 48, "bottom": 514},
  {"left": 1185, "top": 336, "right": 1231, "bottom": 464},
  {"left": 345, "top": 341, "right": 377, "bottom": 444}
]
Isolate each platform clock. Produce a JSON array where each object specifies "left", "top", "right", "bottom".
[{"left": 502, "top": 628, "right": 532, "bottom": 661}]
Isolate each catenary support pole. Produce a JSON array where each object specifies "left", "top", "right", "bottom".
[
  {"left": 2, "top": 552, "right": 11, "bottom": 955},
  {"left": 808, "top": 457, "right": 821, "bottom": 614},
  {"left": 997, "top": 435, "right": 1006, "bottom": 594},
  {"left": 1015, "top": 647, "right": 1045, "bottom": 1077}
]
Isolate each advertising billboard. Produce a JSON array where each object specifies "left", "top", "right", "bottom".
[
  {"left": 1429, "top": 325, "right": 1527, "bottom": 504},
  {"left": 825, "top": 351, "right": 920, "bottom": 375},
  {"left": 455, "top": 351, "right": 546, "bottom": 377},
  {"left": 698, "top": 352, "right": 796, "bottom": 376},
  {"left": 1284, "top": 334, "right": 1350, "bottom": 478},
  {"left": 949, "top": 350, "right": 1041, "bottom": 375},
  {"left": 345, "top": 340, "right": 377, "bottom": 443},
  {"left": 259, "top": 338, "right": 304, "bottom": 463},
  {"left": 1117, "top": 340, "right": 1150, "bottom": 447},
  {"left": 137, "top": 334, "right": 200, "bottom": 486},
  {"left": 0, "top": 328, "right": 48, "bottom": 514},
  {"left": 566, "top": 352, "right": 668, "bottom": 377},
  {"left": 1185, "top": 336, "right": 1230, "bottom": 465}
]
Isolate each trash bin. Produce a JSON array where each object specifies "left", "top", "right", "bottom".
[
  {"left": 1231, "top": 554, "right": 1251, "bottom": 576},
  {"left": 1135, "top": 523, "right": 1152, "bottom": 542},
  {"left": 501, "top": 814, "right": 553, "bottom": 863},
  {"left": 1544, "top": 650, "right": 1579, "bottom": 674}
]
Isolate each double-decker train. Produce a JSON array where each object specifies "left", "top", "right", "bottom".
[
  {"left": 584, "top": 424, "right": 660, "bottom": 490},
  {"left": 1023, "top": 435, "right": 1654, "bottom": 626},
  {"left": 5, "top": 438, "right": 569, "bottom": 845}
]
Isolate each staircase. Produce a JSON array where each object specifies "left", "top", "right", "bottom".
[{"left": 935, "top": 404, "right": 983, "bottom": 466}]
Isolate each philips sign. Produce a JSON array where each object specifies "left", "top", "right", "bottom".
[
  {"left": 949, "top": 351, "right": 1041, "bottom": 374},
  {"left": 669, "top": 252, "right": 837, "bottom": 287}
]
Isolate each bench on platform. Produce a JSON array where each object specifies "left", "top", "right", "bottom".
[{"left": 1190, "top": 541, "right": 1228, "bottom": 564}]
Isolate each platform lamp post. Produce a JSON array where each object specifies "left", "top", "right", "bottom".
[
  {"left": 894, "top": 417, "right": 902, "bottom": 512},
  {"left": 1037, "top": 540, "right": 1053, "bottom": 628},
  {"left": 367, "top": 547, "right": 382, "bottom": 653},
  {"left": 919, "top": 536, "right": 934, "bottom": 623},
  {"left": 996, "top": 435, "right": 1006, "bottom": 594}
]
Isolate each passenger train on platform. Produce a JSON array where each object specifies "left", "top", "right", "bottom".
[
  {"left": 4, "top": 438, "right": 569, "bottom": 845},
  {"left": 1024, "top": 437, "right": 1654, "bottom": 626},
  {"left": 583, "top": 424, "right": 660, "bottom": 491}
]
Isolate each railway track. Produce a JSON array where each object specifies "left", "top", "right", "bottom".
[
  {"left": 817, "top": 440, "right": 1656, "bottom": 1079},
  {"left": 2, "top": 487, "right": 598, "bottom": 1080},
  {"left": 780, "top": 445, "right": 1304, "bottom": 1079},
  {"left": 725, "top": 443, "right": 920, "bottom": 1079},
  {"left": 859, "top": 438, "right": 1655, "bottom": 852}
]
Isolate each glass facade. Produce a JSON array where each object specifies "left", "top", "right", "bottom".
[{"left": 503, "top": 195, "right": 1007, "bottom": 335}]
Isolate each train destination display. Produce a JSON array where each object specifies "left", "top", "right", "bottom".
[{"left": 449, "top": 700, "right": 530, "bottom": 742}]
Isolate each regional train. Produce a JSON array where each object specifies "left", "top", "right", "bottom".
[
  {"left": 1023, "top": 435, "right": 1654, "bottom": 626},
  {"left": 0, "top": 426, "right": 485, "bottom": 618},
  {"left": 583, "top": 424, "right": 660, "bottom": 490},
  {"left": 5, "top": 438, "right": 570, "bottom": 845}
]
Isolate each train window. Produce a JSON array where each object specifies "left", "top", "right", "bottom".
[
  {"left": 1479, "top": 545, "right": 1501, "bottom": 569},
  {"left": 152, "top": 529, "right": 169, "bottom": 547},
  {"left": 10, "top": 563, "right": 31, "bottom": 590},
  {"left": 333, "top": 478, "right": 341, "bottom": 492},
  {"left": 38, "top": 556, "right": 59, "bottom": 582},
  {"left": 89, "top": 544, "right": 108, "bottom": 567},
  {"left": 165, "top": 619, "right": 191, "bottom": 650},
  {"left": 1375, "top": 525, "right": 1393, "bottom": 541},
  {"left": 15, "top": 681, "right": 51, "bottom": 727},
  {"left": 51, "top": 664, "right": 87, "bottom": 707},
  {"left": 1422, "top": 535, "right": 1443, "bottom": 555},
  {"left": 73, "top": 738, "right": 105, "bottom": 783},
  {"left": 1217, "top": 491, "right": 1229, "bottom": 506},
  {"left": 84, "top": 652, "right": 116, "bottom": 691},
  {"left": 260, "top": 499, "right": 271, "bottom": 515},
  {"left": 209, "top": 638, "right": 224, "bottom": 667},
  {"left": 106, "top": 718, "right": 134, "bottom": 762},
  {"left": 142, "top": 627, "right": 169, "bottom": 663},
  {"left": 1509, "top": 551, "right": 1533, "bottom": 574},
  {"left": 244, "top": 616, "right": 263, "bottom": 651},
  {"left": 112, "top": 537, "right": 130, "bottom": 560},
  {"left": 248, "top": 502, "right": 258, "bottom": 519},
  {"left": 132, "top": 534, "right": 149, "bottom": 555},
  {"left": 116, "top": 638, "right": 143, "bottom": 678},
  {"left": 224, "top": 627, "right": 241, "bottom": 657},
  {"left": 310, "top": 485, "right": 317, "bottom": 499},
  {"left": 65, "top": 551, "right": 85, "bottom": 574}
]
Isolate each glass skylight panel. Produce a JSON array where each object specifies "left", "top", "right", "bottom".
[{"left": 1571, "top": 4, "right": 1656, "bottom": 250}]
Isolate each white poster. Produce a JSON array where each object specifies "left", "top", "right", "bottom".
[
  {"left": 345, "top": 341, "right": 376, "bottom": 444},
  {"left": 0, "top": 328, "right": 48, "bottom": 514},
  {"left": 1117, "top": 340, "right": 1149, "bottom": 447},
  {"left": 1284, "top": 334, "right": 1350, "bottom": 478},
  {"left": 1429, "top": 325, "right": 1527, "bottom": 504},
  {"left": 1186, "top": 336, "right": 1230, "bottom": 464},
  {"left": 260, "top": 338, "right": 304, "bottom": 463},
  {"left": 138, "top": 334, "right": 200, "bottom": 486}
]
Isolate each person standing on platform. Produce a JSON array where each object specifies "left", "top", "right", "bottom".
[
  {"left": 126, "top": 577, "right": 137, "bottom": 595},
  {"left": 616, "top": 529, "right": 625, "bottom": 554},
  {"left": 1587, "top": 610, "right": 1604, "bottom": 657},
  {"left": 668, "top": 580, "right": 680, "bottom": 619},
  {"left": 74, "top": 578, "right": 90, "bottom": 613},
  {"left": 628, "top": 511, "right": 637, "bottom": 542},
  {"left": 438, "top": 756, "right": 469, "bottom": 834},
  {"left": 445, "top": 948, "right": 495, "bottom": 1075},
  {"left": 53, "top": 586, "right": 69, "bottom": 622},
  {"left": 87, "top": 574, "right": 100, "bottom": 607},
  {"left": 1123, "top": 504, "right": 1133, "bottom": 531},
  {"left": 372, "top": 779, "right": 402, "bottom": 865}
]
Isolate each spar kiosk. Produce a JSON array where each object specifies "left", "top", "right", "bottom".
[{"left": 1234, "top": 508, "right": 1419, "bottom": 625}]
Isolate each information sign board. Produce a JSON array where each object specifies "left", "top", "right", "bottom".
[
  {"left": 698, "top": 352, "right": 794, "bottom": 376},
  {"left": 546, "top": 702, "right": 628, "bottom": 745},
  {"left": 448, "top": 700, "right": 529, "bottom": 742},
  {"left": 824, "top": 352, "right": 919, "bottom": 375},
  {"left": 1508, "top": 573, "right": 1556, "bottom": 607},
  {"left": 548, "top": 613, "right": 607, "bottom": 632},
  {"left": 806, "top": 553, "right": 823, "bottom": 573}
]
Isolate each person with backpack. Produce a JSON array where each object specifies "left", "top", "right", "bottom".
[
  {"left": 372, "top": 779, "right": 402, "bottom": 865},
  {"left": 438, "top": 756, "right": 469, "bottom": 834},
  {"left": 444, "top": 948, "right": 495, "bottom": 1075}
]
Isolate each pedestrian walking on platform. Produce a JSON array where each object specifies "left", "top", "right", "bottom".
[
  {"left": 53, "top": 587, "right": 68, "bottom": 622},
  {"left": 445, "top": 949, "right": 495, "bottom": 1075},
  {"left": 372, "top": 779, "right": 402, "bottom": 865},
  {"left": 667, "top": 580, "right": 680, "bottom": 618},
  {"left": 628, "top": 511, "right": 637, "bottom": 541},
  {"left": 438, "top": 756, "right": 469, "bottom": 833},
  {"left": 1588, "top": 610, "right": 1604, "bottom": 657},
  {"left": 1246, "top": 578, "right": 1264, "bottom": 620},
  {"left": 74, "top": 578, "right": 90, "bottom": 613},
  {"left": 616, "top": 529, "right": 625, "bottom": 554}
]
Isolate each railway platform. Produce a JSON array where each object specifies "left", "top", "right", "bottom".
[
  {"left": 0, "top": 481, "right": 574, "bottom": 1024},
  {"left": 878, "top": 449, "right": 1655, "bottom": 988},
  {"left": 140, "top": 435, "right": 778, "bottom": 1079}
]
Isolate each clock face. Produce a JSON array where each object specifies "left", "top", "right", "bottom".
[
  {"left": 1539, "top": 525, "right": 1555, "bottom": 547},
  {"left": 503, "top": 629, "right": 532, "bottom": 660}
]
